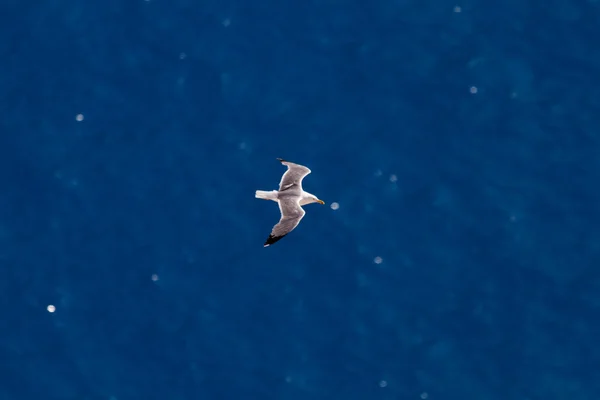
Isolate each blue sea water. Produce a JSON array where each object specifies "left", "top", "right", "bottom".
[{"left": 1, "top": 0, "right": 599, "bottom": 399}]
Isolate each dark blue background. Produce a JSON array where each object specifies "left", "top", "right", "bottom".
[{"left": 1, "top": 0, "right": 599, "bottom": 399}]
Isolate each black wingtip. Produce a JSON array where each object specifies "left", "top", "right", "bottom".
[{"left": 264, "top": 234, "right": 286, "bottom": 247}]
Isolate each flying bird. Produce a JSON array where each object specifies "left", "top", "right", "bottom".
[{"left": 255, "top": 158, "right": 325, "bottom": 247}]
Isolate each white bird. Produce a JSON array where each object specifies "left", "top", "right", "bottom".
[{"left": 255, "top": 158, "right": 325, "bottom": 247}]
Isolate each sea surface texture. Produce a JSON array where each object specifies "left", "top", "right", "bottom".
[{"left": 1, "top": 0, "right": 599, "bottom": 399}]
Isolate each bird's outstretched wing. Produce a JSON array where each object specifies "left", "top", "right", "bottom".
[
  {"left": 264, "top": 196, "right": 306, "bottom": 247},
  {"left": 277, "top": 158, "right": 311, "bottom": 192}
]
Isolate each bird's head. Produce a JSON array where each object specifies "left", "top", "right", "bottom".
[
  {"left": 301, "top": 193, "right": 325, "bottom": 206},
  {"left": 311, "top": 195, "right": 325, "bottom": 205}
]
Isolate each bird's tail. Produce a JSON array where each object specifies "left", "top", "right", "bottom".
[{"left": 255, "top": 190, "right": 278, "bottom": 201}]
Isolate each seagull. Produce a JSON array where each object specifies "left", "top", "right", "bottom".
[{"left": 255, "top": 158, "right": 325, "bottom": 247}]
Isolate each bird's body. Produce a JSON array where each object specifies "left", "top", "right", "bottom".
[{"left": 255, "top": 158, "right": 324, "bottom": 247}]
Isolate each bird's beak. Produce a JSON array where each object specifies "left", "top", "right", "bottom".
[{"left": 317, "top": 199, "right": 325, "bottom": 205}]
